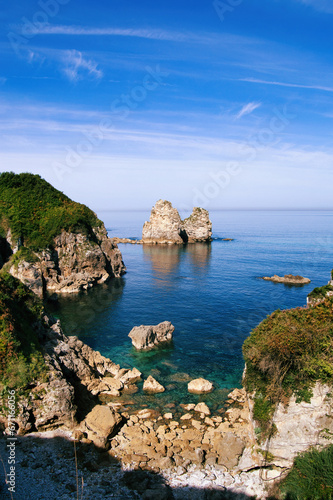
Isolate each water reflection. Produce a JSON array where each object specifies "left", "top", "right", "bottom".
[
  {"left": 46, "top": 278, "right": 125, "bottom": 336},
  {"left": 142, "top": 243, "right": 211, "bottom": 282}
]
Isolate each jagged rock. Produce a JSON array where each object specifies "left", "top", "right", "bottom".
[
  {"left": 182, "top": 207, "right": 212, "bottom": 243},
  {"left": 128, "top": 321, "right": 175, "bottom": 350},
  {"left": 116, "top": 367, "right": 142, "bottom": 384},
  {"left": 188, "top": 378, "right": 214, "bottom": 394},
  {"left": 143, "top": 376, "right": 165, "bottom": 393},
  {"left": 82, "top": 405, "right": 122, "bottom": 447},
  {"left": 214, "top": 432, "right": 245, "bottom": 469},
  {"left": 142, "top": 200, "right": 184, "bottom": 244},
  {"left": 194, "top": 402, "right": 210, "bottom": 415},
  {"left": 8, "top": 225, "right": 126, "bottom": 297},
  {"left": 142, "top": 200, "right": 212, "bottom": 244}
]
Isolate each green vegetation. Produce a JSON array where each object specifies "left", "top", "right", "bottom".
[
  {"left": 308, "top": 284, "right": 333, "bottom": 301},
  {"left": 281, "top": 445, "right": 333, "bottom": 499},
  {"left": 0, "top": 172, "right": 102, "bottom": 251},
  {"left": 243, "top": 298, "right": 333, "bottom": 430},
  {"left": 0, "top": 272, "right": 46, "bottom": 391}
]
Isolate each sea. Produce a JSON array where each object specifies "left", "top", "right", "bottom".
[{"left": 48, "top": 210, "right": 333, "bottom": 414}]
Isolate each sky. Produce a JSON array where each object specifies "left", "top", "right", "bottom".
[{"left": 1, "top": 0, "right": 333, "bottom": 211}]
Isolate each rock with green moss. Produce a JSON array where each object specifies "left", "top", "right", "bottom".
[{"left": 0, "top": 172, "right": 126, "bottom": 296}]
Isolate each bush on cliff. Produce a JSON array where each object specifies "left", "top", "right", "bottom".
[
  {"left": 281, "top": 445, "right": 333, "bottom": 499},
  {"left": 0, "top": 172, "right": 102, "bottom": 251},
  {"left": 243, "top": 298, "right": 333, "bottom": 428},
  {"left": 0, "top": 272, "right": 46, "bottom": 391}
]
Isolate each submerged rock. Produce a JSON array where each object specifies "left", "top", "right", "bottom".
[
  {"left": 142, "top": 200, "right": 212, "bottom": 244},
  {"left": 128, "top": 321, "right": 175, "bottom": 350}
]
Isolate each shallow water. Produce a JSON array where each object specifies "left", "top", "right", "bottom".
[{"left": 48, "top": 210, "right": 333, "bottom": 412}]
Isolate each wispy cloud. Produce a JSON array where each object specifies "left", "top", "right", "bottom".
[
  {"left": 236, "top": 102, "right": 261, "bottom": 119},
  {"left": 32, "top": 25, "right": 196, "bottom": 42},
  {"left": 240, "top": 77, "right": 333, "bottom": 93},
  {"left": 61, "top": 50, "right": 103, "bottom": 82},
  {"left": 0, "top": 77, "right": 6, "bottom": 85},
  {"left": 296, "top": 0, "right": 333, "bottom": 13}
]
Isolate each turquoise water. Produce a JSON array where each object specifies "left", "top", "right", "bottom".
[{"left": 48, "top": 210, "right": 333, "bottom": 413}]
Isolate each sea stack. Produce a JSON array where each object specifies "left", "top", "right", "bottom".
[{"left": 142, "top": 200, "right": 212, "bottom": 244}]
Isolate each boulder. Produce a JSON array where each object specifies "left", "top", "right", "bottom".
[
  {"left": 143, "top": 376, "right": 165, "bottom": 393},
  {"left": 128, "top": 321, "right": 174, "bottom": 350},
  {"left": 194, "top": 402, "right": 210, "bottom": 415},
  {"left": 83, "top": 405, "right": 122, "bottom": 447},
  {"left": 188, "top": 378, "right": 213, "bottom": 394},
  {"left": 214, "top": 432, "right": 245, "bottom": 469}
]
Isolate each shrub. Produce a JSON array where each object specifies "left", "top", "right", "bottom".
[
  {"left": 281, "top": 445, "right": 333, "bottom": 499},
  {"left": 243, "top": 299, "right": 333, "bottom": 427},
  {"left": 0, "top": 272, "right": 46, "bottom": 390},
  {"left": 308, "top": 285, "right": 333, "bottom": 301}
]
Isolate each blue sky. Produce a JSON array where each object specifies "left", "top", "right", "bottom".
[{"left": 1, "top": 0, "right": 333, "bottom": 211}]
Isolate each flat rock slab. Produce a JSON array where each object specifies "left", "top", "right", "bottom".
[{"left": 262, "top": 274, "right": 311, "bottom": 285}]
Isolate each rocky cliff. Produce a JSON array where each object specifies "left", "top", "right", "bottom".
[
  {"left": 142, "top": 200, "right": 212, "bottom": 244},
  {"left": 0, "top": 172, "right": 125, "bottom": 296}
]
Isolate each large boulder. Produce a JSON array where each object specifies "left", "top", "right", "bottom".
[
  {"left": 188, "top": 378, "right": 214, "bottom": 394},
  {"left": 142, "top": 200, "right": 212, "bottom": 244},
  {"left": 128, "top": 321, "right": 175, "bottom": 350},
  {"left": 82, "top": 405, "right": 122, "bottom": 447}
]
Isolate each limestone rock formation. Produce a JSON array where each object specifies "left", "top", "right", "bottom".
[
  {"left": 262, "top": 274, "right": 311, "bottom": 285},
  {"left": 257, "top": 382, "right": 333, "bottom": 468},
  {"left": 142, "top": 200, "right": 212, "bottom": 244},
  {"left": 9, "top": 225, "right": 126, "bottom": 297},
  {"left": 143, "top": 375, "right": 165, "bottom": 393},
  {"left": 188, "top": 378, "right": 214, "bottom": 394},
  {"left": 128, "top": 321, "right": 175, "bottom": 350},
  {"left": 182, "top": 207, "right": 212, "bottom": 243}
]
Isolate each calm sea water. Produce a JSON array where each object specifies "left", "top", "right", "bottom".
[{"left": 48, "top": 210, "right": 333, "bottom": 413}]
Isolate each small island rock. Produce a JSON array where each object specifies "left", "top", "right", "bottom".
[
  {"left": 188, "top": 378, "right": 214, "bottom": 394},
  {"left": 128, "top": 321, "right": 175, "bottom": 350},
  {"left": 143, "top": 375, "right": 165, "bottom": 393},
  {"left": 194, "top": 402, "right": 211, "bottom": 415},
  {"left": 262, "top": 274, "right": 311, "bottom": 285},
  {"left": 142, "top": 200, "right": 212, "bottom": 244}
]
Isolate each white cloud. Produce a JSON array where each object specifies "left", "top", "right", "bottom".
[
  {"left": 61, "top": 50, "right": 103, "bottom": 82},
  {"left": 240, "top": 78, "right": 333, "bottom": 93},
  {"left": 236, "top": 102, "right": 261, "bottom": 120},
  {"left": 296, "top": 0, "right": 333, "bottom": 13}
]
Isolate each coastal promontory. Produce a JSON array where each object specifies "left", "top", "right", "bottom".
[
  {"left": 142, "top": 200, "right": 212, "bottom": 244},
  {"left": 0, "top": 172, "right": 126, "bottom": 296}
]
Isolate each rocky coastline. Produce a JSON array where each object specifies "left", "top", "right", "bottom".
[{"left": 2, "top": 300, "right": 332, "bottom": 499}]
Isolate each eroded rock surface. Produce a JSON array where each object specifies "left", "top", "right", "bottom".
[
  {"left": 129, "top": 321, "right": 175, "bottom": 350},
  {"left": 262, "top": 274, "right": 311, "bottom": 285},
  {"left": 9, "top": 224, "right": 126, "bottom": 297},
  {"left": 143, "top": 375, "right": 165, "bottom": 393},
  {"left": 142, "top": 200, "right": 212, "bottom": 244}
]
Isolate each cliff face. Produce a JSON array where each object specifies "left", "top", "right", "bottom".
[
  {"left": 0, "top": 172, "right": 125, "bottom": 296},
  {"left": 8, "top": 226, "right": 125, "bottom": 297},
  {"left": 142, "top": 200, "right": 212, "bottom": 244}
]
